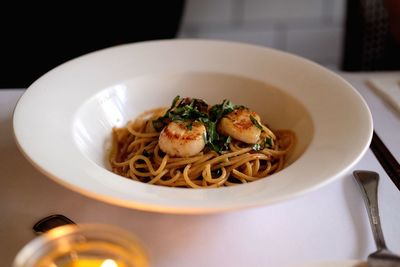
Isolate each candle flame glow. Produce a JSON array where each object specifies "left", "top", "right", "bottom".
[{"left": 101, "top": 259, "right": 119, "bottom": 267}]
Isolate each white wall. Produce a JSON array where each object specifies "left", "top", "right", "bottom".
[{"left": 178, "top": 0, "right": 345, "bottom": 69}]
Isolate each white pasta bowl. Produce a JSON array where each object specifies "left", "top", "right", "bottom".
[{"left": 13, "top": 39, "right": 372, "bottom": 214}]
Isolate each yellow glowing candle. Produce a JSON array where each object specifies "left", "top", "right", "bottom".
[{"left": 63, "top": 258, "right": 126, "bottom": 267}]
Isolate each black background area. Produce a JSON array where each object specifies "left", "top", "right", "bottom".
[{"left": 0, "top": 2, "right": 185, "bottom": 88}]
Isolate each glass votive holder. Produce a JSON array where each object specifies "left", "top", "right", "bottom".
[{"left": 13, "top": 224, "right": 149, "bottom": 267}]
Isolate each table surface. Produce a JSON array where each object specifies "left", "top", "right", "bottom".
[{"left": 1, "top": 71, "right": 399, "bottom": 267}]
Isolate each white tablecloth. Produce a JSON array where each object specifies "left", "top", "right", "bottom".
[{"left": 1, "top": 72, "right": 399, "bottom": 267}]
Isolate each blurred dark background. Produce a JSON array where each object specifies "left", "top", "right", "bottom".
[
  {"left": 0, "top": 2, "right": 185, "bottom": 88},
  {"left": 1, "top": 0, "right": 399, "bottom": 88},
  {"left": 342, "top": 0, "right": 400, "bottom": 71}
]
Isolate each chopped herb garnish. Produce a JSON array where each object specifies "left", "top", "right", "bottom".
[
  {"left": 209, "top": 99, "right": 234, "bottom": 122},
  {"left": 198, "top": 117, "right": 232, "bottom": 153},
  {"left": 170, "top": 95, "right": 180, "bottom": 109},
  {"left": 252, "top": 143, "right": 262, "bottom": 151},
  {"left": 152, "top": 96, "right": 208, "bottom": 132},
  {"left": 249, "top": 115, "right": 263, "bottom": 131},
  {"left": 152, "top": 96, "right": 246, "bottom": 153},
  {"left": 252, "top": 136, "right": 273, "bottom": 151},
  {"left": 194, "top": 99, "right": 209, "bottom": 113},
  {"left": 152, "top": 119, "right": 166, "bottom": 132},
  {"left": 264, "top": 136, "right": 273, "bottom": 148},
  {"left": 209, "top": 99, "right": 245, "bottom": 122}
]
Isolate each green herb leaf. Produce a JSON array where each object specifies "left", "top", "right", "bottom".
[
  {"left": 152, "top": 96, "right": 209, "bottom": 132},
  {"left": 152, "top": 119, "right": 166, "bottom": 132},
  {"left": 152, "top": 96, "right": 181, "bottom": 132},
  {"left": 252, "top": 143, "right": 262, "bottom": 151},
  {"left": 249, "top": 115, "right": 263, "bottom": 131},
  {"left": 252, "top": 136, "right": 273, "bottom": 151},
  {"left": 198, "top": 117, "right": 231, "bottom": 153},
  {"left": 264, "top": 136, "right": 273, "bottom": 148},
  {"left": 209, "top": 99, "right": 235, "bottom": 122},
  {"left": 152, "top": 96, "right": 242, "bottom": 154},
  {"left": 170, "top": 95, "right": 180, "bottom": 109}
]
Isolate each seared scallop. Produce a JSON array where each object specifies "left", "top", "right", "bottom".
[
  {"left": 159, "top": 121, "right": 206, "bottom": 157},
  {"left": 218, "top": 109, "right": 261, "bottom": 144}
]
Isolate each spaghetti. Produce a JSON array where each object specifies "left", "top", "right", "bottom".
[{"left": 109, "top": 97, "right": 295, "bottom": 188}]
